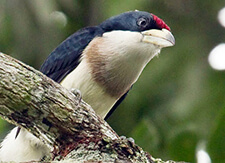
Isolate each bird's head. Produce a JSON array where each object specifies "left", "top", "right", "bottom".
[{"left": 99, "top": 10, "right": 175, "bottom": 48}]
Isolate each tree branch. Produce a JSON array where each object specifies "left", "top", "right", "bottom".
[{"left": 0, "top": 52, "right": 185, "bottom": 163}]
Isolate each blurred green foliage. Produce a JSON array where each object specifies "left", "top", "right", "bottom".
[{"left": 0, "top": 0, "right": 225, "bottom": 162}]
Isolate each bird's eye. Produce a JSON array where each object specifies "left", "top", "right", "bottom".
[{"left": 137, "top": 17, "right": 148, "bottom": 28}]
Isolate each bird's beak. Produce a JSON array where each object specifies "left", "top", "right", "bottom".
[{"left": 141, "top": 29, "right": 175, "bottom": 48}]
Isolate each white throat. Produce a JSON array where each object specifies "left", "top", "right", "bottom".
[{"left": 90, "top": 30, "right": 161, "bottom": 97}]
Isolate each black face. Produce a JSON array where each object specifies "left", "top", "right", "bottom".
[{"left": 99, "top": 11, "right": 168, "bottom": 32}]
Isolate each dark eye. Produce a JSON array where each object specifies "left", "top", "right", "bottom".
[{"left": 137, "top": 17, "right": 149, "bottom": 28}]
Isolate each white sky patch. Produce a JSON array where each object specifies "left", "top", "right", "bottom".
[
  {"left": 196, "top": 141, "right": 211, "bottom": 163},
  {"left": 218, "top": 7, "right": 225, "bottom": 28},
  {"left": 50, "top": 11, "right": 67, "bottom": 27},
  {"left": 196, "top": 149, "right": 211, "bottom": 163},
  {"left": 208, "top": 43, "right": 225, "bottom": 70}
]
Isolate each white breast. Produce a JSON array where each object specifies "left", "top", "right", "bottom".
[{"left": 60, "top": 58, "right": 117, "bottom": 118}]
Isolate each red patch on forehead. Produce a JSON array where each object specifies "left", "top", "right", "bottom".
[{"left": 151, "top": 14, "right": 171, "bottom": 31}]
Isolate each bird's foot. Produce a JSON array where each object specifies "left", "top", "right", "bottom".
[
  {"left": 120, "top": 135, "right": 135, "bottom": 143},
  {"left": 70, "top": 88, "right": 82, "bottom": 103}
]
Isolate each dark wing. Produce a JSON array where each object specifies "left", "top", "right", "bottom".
[
  {"left": 105, "top": 86, "right": 132, "bottom": 120},
  {"left": 40, "top": 26, "right": 104, "bottom": 83}
]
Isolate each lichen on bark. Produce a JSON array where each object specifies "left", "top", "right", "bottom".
[{"left": 0, "top": 53, "right": 186, "bottom": 163}]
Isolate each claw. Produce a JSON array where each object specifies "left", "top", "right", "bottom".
[
  {"left": 70, "top": 88, "right": 82, "bottom": 103},
  {"left": 120, "top": 135, "right": 135, "bottom": 143}
]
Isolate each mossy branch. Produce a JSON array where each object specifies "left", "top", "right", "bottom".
[{"left": 0, "top": 52, "right": 185, "bottom": 163}]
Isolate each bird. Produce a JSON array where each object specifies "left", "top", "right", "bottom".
[{"left": 0, "top": 10, "right": 175, "bottom": 162}]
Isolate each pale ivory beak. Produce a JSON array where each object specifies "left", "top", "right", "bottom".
[{"left": 142, "top": 29, "right": 175, "bottom": 48}]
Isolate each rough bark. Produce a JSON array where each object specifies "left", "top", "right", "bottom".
[{"left": 0, "top": 52, "right": 185, "bottom": 163}]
